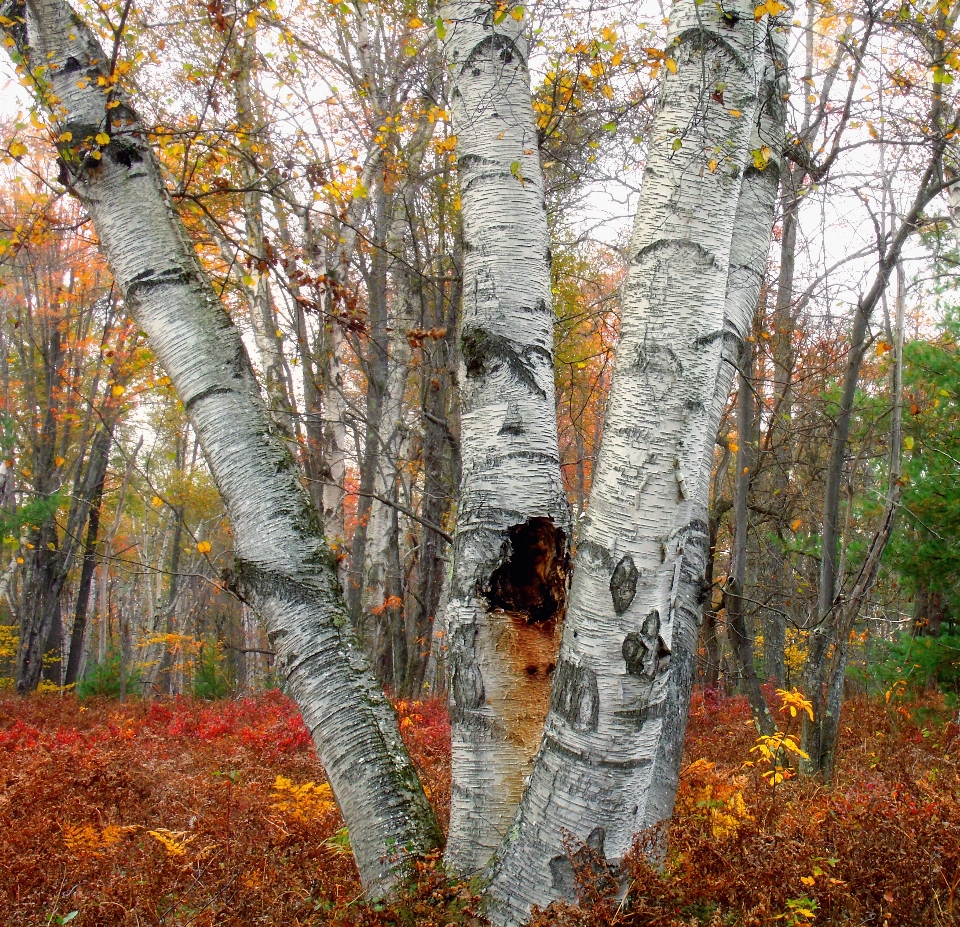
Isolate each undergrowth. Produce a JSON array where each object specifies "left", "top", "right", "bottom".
[{"left": 0, "top": 688, "right": 957, "bottom": 926}]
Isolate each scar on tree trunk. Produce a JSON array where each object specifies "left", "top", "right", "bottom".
[{"left": 483, "top": 517, "right": 569, "bottom": 751}]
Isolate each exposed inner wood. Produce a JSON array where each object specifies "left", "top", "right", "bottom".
[{"left": 486, "top": 517, "right": 568, "bottom": 624}]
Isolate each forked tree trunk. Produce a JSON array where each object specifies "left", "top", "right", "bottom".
[
  {"left": 482, "top": 3, "right": 786, "bottom": 920},
  {"left": 440, "top": 0, "right": 572, "bottom": 875},
  {"left": 1, "top": 0, "right": 440, "bottom": 890}
]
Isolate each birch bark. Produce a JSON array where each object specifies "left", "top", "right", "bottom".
[
  {"left": 482, "top": 2, "right": 785, "bottom": 920},
  {"left": 713, "top": 30, "right": 789, "bottom": 733},
  {"left": 440, "top": 0, "right": 572, "bottom": 875},
  {"left": 1, "top": 0, "right": 440, "bottom": 889}
]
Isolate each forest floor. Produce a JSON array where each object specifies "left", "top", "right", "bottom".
[{"left": 1, "top": 688, "right": 957, "bottom": 927}]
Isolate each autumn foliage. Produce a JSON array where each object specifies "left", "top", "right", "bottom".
[{"left": 1, "top": 689, "right": 957, "bottom": 926}]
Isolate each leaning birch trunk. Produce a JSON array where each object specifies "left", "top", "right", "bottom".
[
  {"left": 440, "top": 0, "right": 572, "bottom": 875},
  {"left": 1, "top": 0, "right": 440, "bottom": 890},
  {"left": 482, "top": 2, "right": 784, "bottom": 921}
]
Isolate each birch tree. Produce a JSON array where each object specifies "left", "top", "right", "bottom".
[
  {"left": 479, "top": 1, "right": 786, "bottom": 919},
  {"left": 0, "top": 0, "right": 441, "bottom": 889},
  {"left": 439, "top": 0, "right": 572, "bottom": 875}
]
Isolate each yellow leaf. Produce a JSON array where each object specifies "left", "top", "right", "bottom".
[
  {"left": 729, "top": 109, "right": 742, "bottom": 117},
  {"left": 708, "top": 158, "right": 718, "bottom": 172},
  {"left": 95, "top": 132, "right": 110, "bottom": 145},
  {"left": 196, "top": 540, "right": 212, "bottom": 554},
  {"left": 903, "top": 436, "right": 914, "bottom": 450},
  {"left": 152, "top": 496, "right": 163, "bottom": 507},
  {"left": 111, "top": 384, "right": 125, "bottom": 397},
  {"left": 511, "top": 4, "right": 524, "bottom": 20},
  {"left": 9, "top": 140, "right": 26, "bottom": 158},
  {"left": 148, "top": 828, "right": 195, "bottom": 857},
  {"left": 407, "top": 16, "right": 423, "bottom": 27},
  {"left": 728, "top": 441, "right": 739, "bottom": 453},
  {"left": 54, "top": 456, "right": 65, "bottom": 467},
  {"left": 246, "top": 10, "right": 257, "bottom": 27},
  {"left": 57, "top": 131, "right": 72, "bottom": 143},
  {"left": 665, "top": 58, "right": 678, "bottom": 74}
]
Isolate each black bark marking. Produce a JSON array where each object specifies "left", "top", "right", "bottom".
[
  {"left": 450, "top": 656, "right": 485, "bottom": 721},
  {"left": 613, "top": 699, "right": 666, "bottom": 730},
  {"left": 542, "top": 731, "right": 653, "bottom": 770},
  {"left": 551, "top": 659, "right": 599, "bottom": 732},
  {"left": 459, "top": 32, "right": 526, "bottom": 77},
  {"left": 126, "top": 266, "right": 192, "bottom": 300},
  {"left": 673, "top": 26, "right": 749, "bottom": 73},
  {"left": 549, "top": 827, "right": 618, "bottom": 902},
  {"left": 107, "top": 139, "right": 144, "bottom": 168},
  {"left": 678, "top": 520, "right": 711, "bottom": 600},
  {"left": 577, "top": 537, "right": 617, "bottom": 573},
  {"left": 485, "top": 517, "right": 568, "bottom": 623},
  {"left": 183, "top": 385, "right": 232, "bottom": 414},
  {"left": 622, "top": 609, "right": 660, "bottom": 679},
  {"left": 693, "top": 320, "right": 742, "bottom": 352},
  {"left": 610, "top": 554, "right": 639, "bottom": 614},
  {"left": 460, "top": 326, "right": 550, "bottom": 398},
  {"left": 498, "top": 400, "right": 524, "bottom": 436},
  {"left": 632, "top": 237, "right": 720, "bottom": 272},
  {"left": 448, "top": 621, "right": 486, "bottom": 723},
  {"left": 635, "top": 341, "right": 683, "bottom": 391}
]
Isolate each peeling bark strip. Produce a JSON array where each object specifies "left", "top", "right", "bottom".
[
  {"left": 484, "top": 1, "right": 785, "bottom": 921},
  {"left": 0, "top": 0, "right": 440, "bottom": 892},
  {"left": 441, "top": 0, "right": 572, "bottom": 874}
]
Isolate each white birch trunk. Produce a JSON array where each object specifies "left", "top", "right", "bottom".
[
  {"left": 701, "top": 22, "right": 788, "bottom": 738},
  {"left": 2, "top": 0, "right": 440, "bottom": 890},
  {"left": 440, "top": 1, "right": 572, "bottom": 874},
  {"left": 482, "top": 2, "right": 781, "bottom": 921}
]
